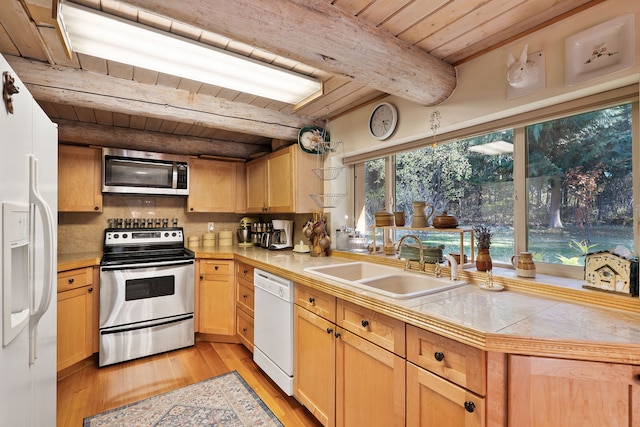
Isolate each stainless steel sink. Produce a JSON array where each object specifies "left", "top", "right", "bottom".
[{"left": 304, "top": 262, "right": 466, "bottom": 299}]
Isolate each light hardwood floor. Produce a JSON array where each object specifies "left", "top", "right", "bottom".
[{"left": 57, "top": 341, "right": 322, "bottom": 426}]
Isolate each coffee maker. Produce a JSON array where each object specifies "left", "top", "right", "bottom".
[
  {"left": 269, "top": 219, "right": 293, "bottom": 250},
  {"left": 238, "top": 217, "right": 258, "bottom": 247}
]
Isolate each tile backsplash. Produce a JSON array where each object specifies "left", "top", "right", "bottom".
[{"left": 57, "top": 194, "right": 322, "bottom": 254}]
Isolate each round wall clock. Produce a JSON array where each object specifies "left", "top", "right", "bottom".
[{"left": 368, "top": 102, "right": 398, "bottom": 140}]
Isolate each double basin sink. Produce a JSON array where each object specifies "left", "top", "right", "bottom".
[{"left": 304, "top": 261, "right": 466, "bottom": 299}]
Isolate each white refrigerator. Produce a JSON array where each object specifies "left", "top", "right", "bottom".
[{"left": 1, "top": 53, "right": 58, "bottom": 425}]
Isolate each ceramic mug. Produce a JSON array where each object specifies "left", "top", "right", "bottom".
[{"left": 511, "top": 252, "right": 536, "bottom": 278}]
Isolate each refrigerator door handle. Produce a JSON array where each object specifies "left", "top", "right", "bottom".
[{"left": 28, "top": 155, "right": 55, "bottom": 365}]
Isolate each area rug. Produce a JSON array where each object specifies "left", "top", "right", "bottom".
[{"left": 83, "top": 371, "right": 283, "bottom": 426}]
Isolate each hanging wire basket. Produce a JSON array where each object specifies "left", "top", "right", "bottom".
[
  {"left": 312, "top": 166, "right": 345, "bottom": 181},
  {"left": 310, "top": 193, "right": 347, "bottom": 209}
]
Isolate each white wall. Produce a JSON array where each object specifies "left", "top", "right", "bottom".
[{"left": 326, "top": 0, "right": 639, "bottom": 234}]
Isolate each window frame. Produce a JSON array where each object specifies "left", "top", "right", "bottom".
[{"left": 351, "top": 87, "right": 638, "bottom": 280}]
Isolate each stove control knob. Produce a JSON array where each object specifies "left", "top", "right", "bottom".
[
  {"left": 122, "top": 234, "right": 128, "bottom": 239},
  {"left": 113, "top": 234, "right": 119, "bottom": 239},
  {"left": 172, "top": 232, "right": 177, "bottom": 237},
  {"left": 164, "top": 232, "right": 169, "bottom": 237}
]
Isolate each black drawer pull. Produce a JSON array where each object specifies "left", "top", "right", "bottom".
[
  {"left": 361, "top": 320, "right": 369, "bottom": 328},
  {"left": 242, "top": 327, "right": 248, "bottom": 333},
  {"left": 464, "top": 401, "right": 475, "bottom": 413},
  {"left": 88, "top": 287, "right": 93, "bottom": 293},
  {"left": 434, "top": 351, "right": 445, "bottom": 362},
  {"left": 326, "top": 328, "right": 333, "bottom": 334},
  {"left": 334, "top": 331, "right": 341, "bottom": 339},
  {"left": 68, "top": 278, "right": 74, "bottom": 284},
  {"left": 309, "top": 297, "right": 315, "bottom": 303}
]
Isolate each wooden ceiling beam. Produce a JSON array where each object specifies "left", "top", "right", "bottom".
[
  {"left": 55, "top": 119, "right": 268, "bottom": 159},
  {"left": 121, "top": 0, "right": 457, "bottom": 106},
  {"left": 7, "top": 55, "right": 322, "bottom": 141}
]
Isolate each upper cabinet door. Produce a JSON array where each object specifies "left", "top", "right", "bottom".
[
  {"left": 58, "top": 145, "right": 103, "bottom": 212},
  {"left": 187, "top": 157, "right": 240, "bottom": 213}
]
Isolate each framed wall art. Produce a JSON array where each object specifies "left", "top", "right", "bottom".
[{"left": 565, "top": 14, "right": 634, "bottom": 86}]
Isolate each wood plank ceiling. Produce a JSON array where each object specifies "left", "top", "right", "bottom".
[{"left": 0, "top": 0, "right": 599, "bottom": 159}]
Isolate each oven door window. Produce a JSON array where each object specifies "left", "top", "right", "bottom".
[{"left": 126, "top": 275, "right": 175, "bottom": 301}]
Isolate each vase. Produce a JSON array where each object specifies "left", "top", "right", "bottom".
[{"left": 476, "top": 248, "right": 492, "bottom": 271}]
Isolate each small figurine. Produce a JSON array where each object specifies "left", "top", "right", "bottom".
[{"left": 3, "top": 71, "right": 20, "bottom": 114}]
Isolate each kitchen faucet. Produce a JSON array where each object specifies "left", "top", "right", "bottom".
[
  {"left": 444, "top": 254, "right": 458, "bottom": 280},
  {"left": 397, "top": 235, "right": 424, "bottom": 271}
]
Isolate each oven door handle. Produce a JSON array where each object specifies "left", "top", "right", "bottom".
[
  {"left": 101, "top": 260, "right": 194, "bottom": 271},
  {"left": 100, "top": 313, "right": 194, "bottom": 335}
]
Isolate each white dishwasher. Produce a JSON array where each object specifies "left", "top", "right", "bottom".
[{"left": 253, "top": 269, "right": 294, "bottom": 395}]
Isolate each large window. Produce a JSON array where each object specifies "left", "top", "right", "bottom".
[
  {"left": 355, "top": 97, "right": 636, "bottom": 278},
  {"left": 526, "top": 104, "right": 633, "bottom": 267}
]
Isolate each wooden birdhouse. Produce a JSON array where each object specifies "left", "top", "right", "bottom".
[{"left": 584, "top": 251, "right": 638, "bottom": 297}]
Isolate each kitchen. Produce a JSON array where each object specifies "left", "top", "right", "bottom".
[{"left": 2, "top": 0, "right": 640, "bottom": 426}]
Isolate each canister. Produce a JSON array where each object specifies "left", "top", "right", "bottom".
[
  {"left": 202, "top": 232, "right": 217, "bottom": 247},
  {"left": 187, "top": 235, "right": 200, "bottom": 248},
  {"left": 218, "top": 229, "right": 233, "bottom": 246}
]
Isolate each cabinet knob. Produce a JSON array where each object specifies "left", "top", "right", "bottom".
[
  {"left": 94, "top": 206, "right": 99, "bottom": 211},
  {"left": 242, "top": 327, "right": 248, "bottom": 333},
  {"left": 434, "top": 351, "right": 445, "bottom": 362},
  {"left": 326, "top": 328, "right": 333, "bottom": 334},
  {"left": 214, "top": 265, "right": 219, "bottom": 270},
  {"left": 309, "top": 297, "right": 315, "bottom": 304},
  {"left": 361, "top": 319, "right": 369, "bottom": 328},
  {"left": 243, "top": 269, "right": 248, "bottom": 275},
  {"left": 199, "top": 275, "right": 204, "bottom": 280},
  {"left": 464, "top": 401, "right": 476, "bottom": 413},
  {"left": 189, "top": 208, "right": 194, "bottom": 211},
  {"left": 68, "top": 278, "right": 74, "bottom": 284},
  {"left": 88, "top": 287, "right": 93, "bottom": 293},
  {"left": 243, "top": 294, "right": 248, "bottom": 300},
  {"left": 334, "top": 331, "right": 341, "bottom": 339}
]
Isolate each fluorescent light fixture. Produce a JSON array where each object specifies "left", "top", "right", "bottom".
[
  {"left": 468, "top": 140, "right": 513, "bottom": 156},
  {"left": 59, "top": 2, "right": 322, "bottom": 104}
]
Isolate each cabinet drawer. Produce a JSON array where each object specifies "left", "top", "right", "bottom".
[
  {"left": 407, "top": 325, "right": 486, "bottom": 396},
  {"left": 200, "top": 260, "right": 232, "bottom": 277},
  {"left": 337, "top": 299, "right": 405, "bottom": 357},
  {"left": 236, "top": 308, "right": 254, "bottom": 352},
  {"left": 57, "top": 267, "right": 93, "bottom": 292},
  {"left": 236, "top": 261, "right": 254, "bottom": 282},
  {"left": 295, "top": 283, "right": 336, "bottom": 322},
  {"left": 236, "top": 279, "right": 254, "bottom": 316}
]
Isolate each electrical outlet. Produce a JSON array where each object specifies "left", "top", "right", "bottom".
[{"left": 208, "top": 222, "right": 215, "bottom": 232}]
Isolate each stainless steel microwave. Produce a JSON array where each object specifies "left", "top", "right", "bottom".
[{"left": 102, "top": 148, "right": 189, "bottom": 196}]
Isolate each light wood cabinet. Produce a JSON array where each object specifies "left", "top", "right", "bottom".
[
  {"left": 335, "top": 299, "right": 406, "bottom": 426},
  {"left": 406, "top": 325, "right": 487, "bottom": 426},
  {"left": 294, "top": 288, "right": 405, "bottom": 426},
  {"left": 58, "top": 144, "right": 102, "bottom": 212},
  {"left": 294, "top": 284, "right": 337, "bottom": 426},
  {"left": 246, "top": 144, "right": 318, "bottom": 213},
  {"left": 187, "top": 157, "right": 245, "bottom": 213},
  {"left": 197, "top": 260, "right": 235, "bottom": 335},
  {"left": 235, "top": 261, "right": 254, "bottom": 351},
  {"left": 407, "top": 362, "right": 485, "bottom": 427},
  {"left": 508, "top": 355, "right": 640, "bottom": 427},
  {"left": 57, "top": 267, "right": 97, "bottom": 372}
]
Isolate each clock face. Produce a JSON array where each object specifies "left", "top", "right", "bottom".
[{"left": 369, "top": 102, "right": 397, "bottom": 140}]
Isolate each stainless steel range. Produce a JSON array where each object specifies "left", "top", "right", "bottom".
[{"left": 99, "top": 222, "right": 195, "bottom": 367}]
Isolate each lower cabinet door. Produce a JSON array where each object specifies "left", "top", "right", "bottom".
[
  {"left": 508, "top": 355, "right": 640, "bottom": 427},
  {"left": 57, "top": 286, "right": 94, "bottom": 371},
  {"left": 407, "top": 362, "right": 485, "bottom": 427},
  {"left": 293, "top": 305, "right": 335, "bottom": 426},
  {"left": 335, "top": 328, "right": 405, "bottom": 427}
]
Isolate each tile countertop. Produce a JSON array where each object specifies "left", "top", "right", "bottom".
[{"left": 59, "top": 246, "right": 640, "bottom": 364}]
